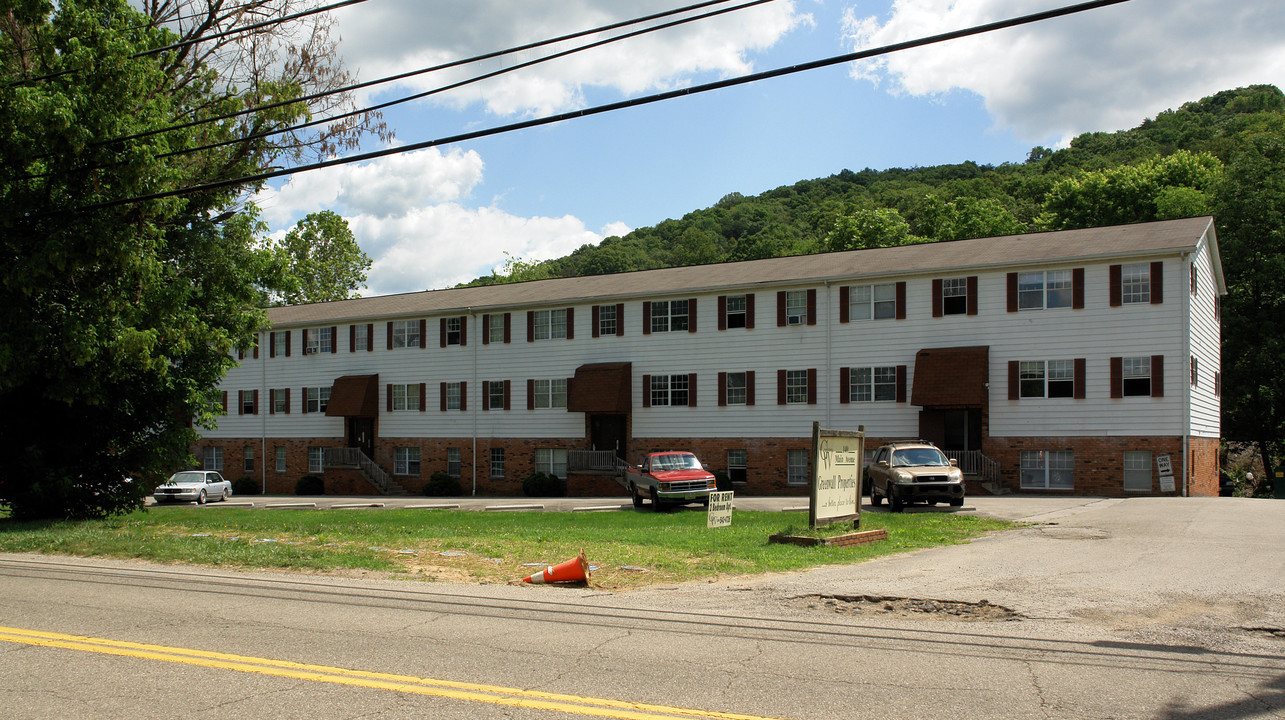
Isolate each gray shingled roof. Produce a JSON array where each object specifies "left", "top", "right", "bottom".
[{"left": 267, "top": 216, "right": 1218, "bottom": 326}]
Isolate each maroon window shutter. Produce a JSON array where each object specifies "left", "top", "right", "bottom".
[
  {"left": 776, "top": 291, "right": 786, "bottom": 327},
  {"left": 688, "top": 298, "right": 697, "bottom": 333},
  {"left": 1110, "top": 357, "right": 1123, "bottom": 398},
  {"left": 253, "top": 336, "right": 259, "bottom": 360},
  {"left": 238, "top": 348, "right": 244, "bottom": 361},
  {"left": 1074, "top": 358, "right": 1086, "bottom": 399},
  {"left": 285, "top": 330, "right": 292, "bottom": 357},
  {"left": 386, "top": 322, "right": 393, "bottom": 350},
  {"left": 460, "top": 316, "right": 467, "bottom": 346},
  {"left": 527, "top": 311, "right": 535, "bottom": 342},
  {"left": 328, "top": 327, "right": 336, "bottom": 353},
  {"left": 284, "top": 388, "right": 290, "bottom": 414},
  {"left": 641, "top": 375, "right": 651, "bottom": 408},
  {"left": 1150, "top": 261, "right": 1163, "bottom": 304},
  {"left": 746, "top": 371, "right": 756, "bottom": 405},
  {"left": 591, "top": 306, "right": 600, "bottom": 338},
  {"left": 252, "top": 389, "right": 259, "bottom": 415},
  {"left": 777, "top": 369, "right": 787, "bottom": 405},
  {"left": 566, "top": 307, "right": 574, "bottom": 340},
  {"left": 1151, "top": 355, "right": 1164, "bottom": 397},
  {"left": 221, "top": 391, "right": 227, "bottom": 412},
  {"left": 482, "top": 314, "right": 490, "bottom": 345},
  {"left": 1109, "top": 265, "right": 1123, "bottom": 306},
  {"left": 440, "top": 383, "right": 447, "bottom": 412},
  {"left": 1191, "top": 264, "right": 1197, "bottom": 296},
  {"left": 1008, "top": 361, "right": 1020, "bottom": 400},
  {"left": 301, "top": 329, "right": 308, "bottom": 356},
  {"left": 896, "top": 365, "right": 908, "bottom": 403},
  {"left": 807, "top": 368, "right": 817, "bottom": 405},
  {"left": 717, "top": 296, "right": 727, "bottom": 331},
  {"left": 419, "top": 383, "right": 426, "bottom": 412},
  {"left": 527, "top": 379, "right": 536, "bottom": 410},
  {"left": 503, "top": 313, "right": 512, "bottom": 344},
  {"left": 745, "top": 294, "right": 756, "bottom": 329},
  {"left": 806, "top": 289, "right": 817, "bottom": 325},
  {"left": 1072, "top": 269, "right": 1085, "bottom": 309},
  {"left": 386, "top": 384, "right": 393, "bottom": 412},
  {"left": 440, "top": 318, "right": 447, "bottom": 348},
  {"left": 895, "top": 282, "right": 906, "bottom": 320},
  {"left": 350, "top": 324, "right": 356, "bottom": 352},
  {"left": 482, "top": 381, "right": 490, "bottom": 411},
  {"left": 840, "top": 367, "right": 850, "bottom": 404},
  {"left": 237, "top": 391, "right": 244, "bottom": 415},
  {"left": 967, "top": 276, "right": 978, "bottom": 316},
  {"left": 301, "top": 387, "right": 308, "bottom": 414},
  {"left": 1007, "top": 273, "right": 1018, "bottom": 313},
  {"left": 615, "top": 303, "right": 625, "bottom": 336},
  {"left": 839, "top": 286, "right": 850, "bottom": 323},
  {"left": 642, "top": 302, "right": 651, "bottom": 335},
  {"left": 688, "top": 373, "right": 698, "bottom": 407},
  {"left": 504, "top": 380, "right": 512, "bottom": 410},
  {"left": 269, "top": 388, "right": 276, "bottom": 415},
  {"left": 419, "top": 319, "right": 427, "bottom": 349},
  {"left": 932, "top": 279, "right": 944, "bottom": 317},
  {"left": 269, "top": 332, "right": 276, "bottom": 358},
  {"left": 460, "top": 381, "right": 467, "bottom": 411},
  {"left": 718, "top": 372, "right": 727, "bottom": 406}
]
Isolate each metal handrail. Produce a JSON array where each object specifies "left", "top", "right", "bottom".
[
  {"left": 944, "top": 450, "right": 1001, "bottom": 484},
  {"left": 567, "top": 450, "right": 625, "bottom": 472},
  {"left": 324, "top": 447, "right": 391, "bottom": 494}
]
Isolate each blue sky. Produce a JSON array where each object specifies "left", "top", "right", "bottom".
[{"left": 252, "top": 0, "right": 1285, "bottom": 295}]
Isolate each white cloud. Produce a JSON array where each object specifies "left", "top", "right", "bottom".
[
  {"left": 332, "top": 0, "right": 810, "bottom": 116},
  {"left": 843, "top": 0, "right": 1285, "bottom": 145}
]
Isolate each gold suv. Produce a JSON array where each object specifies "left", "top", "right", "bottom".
[{"left": 867, "top": 442, "right": 965, "bottom": 512}]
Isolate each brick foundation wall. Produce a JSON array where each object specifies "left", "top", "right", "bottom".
[
  {"left": 984, "top": 435, "right": 1218, "bottom": 497},
  {"left": 1188, "top": 436, "right": 1220, "bottom": 497}
]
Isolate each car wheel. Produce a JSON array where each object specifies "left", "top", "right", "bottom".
[
  {"left": 870, "top": 485, "right": 883, "bottom": 506},
  {"left": 889, "top": 487, "right": 904, "bottom": 512},
  {"left": 651, "top": 490, "right": 663, "bottom": 512},
  {"left": 197, "top": 489, "right": 207, "bottom": 505},
  {"left": 950, "top": 497, "right": 964, "bottom": 507},
  {"left": 631, "top": 484, "right": 643, "bottom": 509},
  {"left": 222, "top": 488, "right": 231, "bottom": 501}
]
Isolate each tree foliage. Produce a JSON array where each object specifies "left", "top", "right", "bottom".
[{"left": 272, "top": 210, "right": 371, "bottom": 305}]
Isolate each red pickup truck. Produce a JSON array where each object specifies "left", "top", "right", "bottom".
[{"left": 626, "top": 451, "right": 717, "bottom": 511}]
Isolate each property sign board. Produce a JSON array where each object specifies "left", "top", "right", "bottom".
[
  {"left": 1156, "top": 454, "right": 1175, "bottom": 492},
  {"left": 809, "top": 422, "right": 865, "bottom": 529},
  {"left": 707, "top": 491, "right": 734, "bottom": 528}
]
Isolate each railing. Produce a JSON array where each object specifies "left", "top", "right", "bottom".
[
  {"left": 945, "top": 450, "right": 1002, "bottom": 486},
  {"left": 324, "top": 447, "right": 392, "bottom": 494},
  {"left": 567, "top": 450, "right": 627, "bottom": 473}
]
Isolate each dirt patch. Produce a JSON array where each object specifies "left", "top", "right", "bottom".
[
  {"left": 789, "top": 594, "right": 1022, "bottom": 621},
  {"left": 1033, "top": 524, "right": 1111, "bottom": 540}
]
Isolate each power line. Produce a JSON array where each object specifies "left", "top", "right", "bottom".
[{"left": 69, "top": 0, "right": 1135, "bottom": 213}]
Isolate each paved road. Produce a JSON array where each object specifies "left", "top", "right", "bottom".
[{"left": 3, "top": 496, "right": 1282, "bottom": 719}]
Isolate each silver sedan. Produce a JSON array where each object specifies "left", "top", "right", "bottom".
[{"left": 153, "top": 471, "right": 232, "bottom": 505}]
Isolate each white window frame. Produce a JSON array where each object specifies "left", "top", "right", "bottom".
[
  {"left": 532, "top": 378, "right": 567, "bottom": 409},
  {"left": 787, "top": 449, "right": 808, "bottom": 486},
  {"left": 490, "top": 448, "right": 505, "bottom": 478},
  {"left": 785, "top": 369, "right": 808, "bottom": 404},
  {"left": 306, "top": 387, "right": 330, "bottom": 413},
  {"left": 239, "top": 390, "right": 255, "bottom": 415},
  {"left": 650, "top": 374, "right": 689, "bottom": 407},
  {"left": 392, "top": 320, "right": 420, "bottom": 349},
  {"left": 445, "top": 382, "right": 462, "bottom": 410},
  {"left": 1019, "top": 360, "right": 1074, "bottom": 399},
  {"left": 487, "top": 314, "right": 506, "bottom": 343},
  {"left": 650, "top": 300, "right": 689, "bottom": 333},
  {"left": 597, "top": 304, "right": 617, "bottom": 336},
  {"left": 535, "top": 448, "right": 568, "bottom": 479},
  {"left": 391, "top": 383, "right": 419, "bottom": 411},
  {"left": 446, "top": 447, "right": 462, "bottom": 477},
  {"left": 243, "top": 445, "right": 254, "bottom": 473},
  {"left": 305, "top": 326, "right": 332, "bottom": 354},
  {"left": 785, "top": 290, "right": 807, "bottom": 324},
  {"left": 1020, "top": 450, "right": 1074, "bottom": 490},
  {"left": 353, "top": 323, "right": 368, "bottom": 351},
  {"left": 850, "top": 283, "right": 896, "bottom": 321},
  {"left": 1018, "top": 270, "right": 1073, "bottom": 310},
  {"left": 394, "top": 447, "right": 420, "bottom": 476},
  {"left": 532, "top": 309, "right": 567, "bottom": 340},
  {"left": 1123, "top": 451, "right": 1151, "bottom": 492},
  {"left": 273, "top": 332, "right": 287, "bottom": 358},
  {"left": 445, "top": 317, "right": 462, "bottom": 346},
  {"left": 488, "top": 380, "right": 506, "bottom": 410},
  {"left": 1123, "top": 356, "right": 1152, "bottom": 397},
  {"left": 272, "top": 388, "right": 288, "bottom": 413},
  {"left": 1122, "top": 263, "right": 1151, "bottom": 304},
  {"left": 728, "top": 449, "right": 747, "bottom": 484},
  {"left": 942, "top": 277, "right": 968, "bottom": 315},
  {"left": 308, "top": 447, "right": 324, "bottom": 474},
  {"left": 203, "top": 447, "right": 223, "bottom": 472},
  {"left": 725, "top": 295, "right": 747, "bottom": 329},
  {"left": 851, "top": 366, "right": 896, "bottom": 402},
  {"left": 275, "top": 446, "right": 286, "bottom": 473},
  {"left": 725, "top": 371, "right": 747, "bottom": 405}
]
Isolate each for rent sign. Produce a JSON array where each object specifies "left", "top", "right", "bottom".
[{"left": 810, "top": 422, "right": 865, "bottom": 529}]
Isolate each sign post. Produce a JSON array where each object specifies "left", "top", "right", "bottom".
[{"left": 809, "top": 422, "right": 865, "bottom": 530}]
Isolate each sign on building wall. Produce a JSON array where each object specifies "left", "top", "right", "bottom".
[
  {"left": 707, "top": 491, "right": 734, "bottom": 528},
  {"left": 1156, "top": 454, "right": 1175, "bottom": 493},
  {"left": 810, "top": 422, "right": 865, "bottom": 529}
]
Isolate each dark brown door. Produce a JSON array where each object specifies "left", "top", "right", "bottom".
[
  {"left": 590, "top": 414, "right": 627, "bottom": 459},
  {"left": 347, "top": 417, "right": 375, "bottom": 457}
]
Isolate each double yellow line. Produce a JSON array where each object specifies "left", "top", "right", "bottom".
[{"left": 0, "top": 625, "right": 787, "bottom": 720}]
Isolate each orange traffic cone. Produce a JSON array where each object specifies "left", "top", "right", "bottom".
[{"left": 522, "top": 549, "right": 590, "bottom": 584}]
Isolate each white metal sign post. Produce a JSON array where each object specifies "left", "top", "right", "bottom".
[{"left": 810, "top": 422, "right": 865, "bottom": 530}]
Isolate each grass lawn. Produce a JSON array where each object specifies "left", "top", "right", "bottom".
[{"left": 0, "top": 507, "right": 1013, "bottom": 589}]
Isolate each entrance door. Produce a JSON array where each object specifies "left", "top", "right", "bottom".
[
  {"left": 920, "top": 409, "right": 982, "bottom": 451},
  {"left": 590, "top": 414, "right": 627, "bottom": 459},
  {"left": 347, "top": 417, "right": 375, "bottom": 458}
]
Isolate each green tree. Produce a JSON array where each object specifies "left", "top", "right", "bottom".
[
  {"left": 1037, "top": 150, "right": 1222, "bottom": 230},
  {"left": 0, "top": 0, "right": 383, "bottom": 519},
  {"left": 823, "top": 207, "right": 922, "bottom": 252},
  {"left": 272, "top": 211, "right": 371, "bottom": 305},
  {"left": 917, "top": 196, "right": 1026, "bottom": 241}
]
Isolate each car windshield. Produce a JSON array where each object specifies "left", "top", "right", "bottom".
[
  {"left": 167, "top": 472, "right": 207, "bottom": 484},
  {"left": 891, "top": 448, "right": 949, "bottom": 467},
  {"left": 652, "top": 454, "right": 702, "bottom": 471}
]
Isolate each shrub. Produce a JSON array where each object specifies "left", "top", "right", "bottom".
[
  {"left": 712, "top": 470, "right": 733, "bottom": 492},
  {"left": 295, "top": 475, "right": 324, "bottom": 495},
  {"left": 232, "top": 476, "right": 260, "bottom": 496},
  {"left": 522, "top": 472, "right": 566, "bottom": 497},
  {"left": 422, "top": 471, "right": 462, "bottom": 497}
]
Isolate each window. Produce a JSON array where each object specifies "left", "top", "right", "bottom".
[
  {"left": 488, "top": 381, "right": 506, "bottom": 410},
  {"left": 942, "top": 278, "right": 968, "bottom": 315},
  {"left": 308, "top": 447, "right": 324, "bottom": 474},
  {"left": 785, "top": 370, "right": 808, "bottom": 404},
  {"left": 444, "top": 317, "right": 462, "bottom": 346},
  {"left": 490, "top": 448, "right": 505, "bottom": 478},
  {"left": 273, "top": 331, "right": 287, "bottom": 358},
  {"left": 1122, "top": 263, "right": 1151, "bottom": 304},
  {"left": 1124, "top": 451, "right": 1151, "bottom": 492},
  {"left": 725, "top": 295, "right": 747, "bottom": 328},
  {"left": 1123, "top": 357, "right": 1152, "bottom": 396},
  {"left": 392, "top": 320, "right": 420, "bottom": 348},
  {"left": 850, "top": 284, "right": 896, "bottom": 321},
  {"left": 532, "top": 309, "right": 567, "bottom": 340},
  {"left": 784, "top": 291, "right": 807, "bottom": 325},
  {"left": 1018, "top": 270, "right": 1073, "bottom": 310},
  {"left": 787, "top": 449, "right": 808, "bottom": 486},
  {"left": 1020, "top": 450, "right": 1074, "bottom": 490},
  {"left": 650, "top": 300, "right": 689, "bottom": 333},
  {"left": 307, "top": 386, "right": 330, "bottom": 413},
  {"left": 275, "top": 447, "right": 286, "bottom": 473},
  {"left": 725, "top": 372, "right": 747, "bottom": 405},
  {"left": 394, "top": 447, "right": 420, "bottom": 476},
  {"left": 535, "top": 448, "right": 568, "bottom": 479},
  {"left": 532, "top": 379, "right": 567, "bottom": 409},
  {"left": 391, "top": 383, "right": 420, "bottom": 411},
  {"left": 306, "top": 326, "right": 332, "bottom": 354},
  {"left": 203, "top": 447, "right": 223, "bottom": 471},
  {"left": 353, "top": 323, "right": 368, "bottom": 351},
  {"left": 243, "top": 446, "right": 254, "bottom": 473},
  {"left": 272, "top": 388, "right": 288, "bottom": 414},
  {"left": 728, "top": 450, "right": 747, "bottom": 484},
  {"left": 445, "top": 382, "right": 462, "bottom": 410},
  {"left": 446, "top": 448, "right": 461, "bottom": 477},
  {"left": 239, "top": 390, "right": 256, "bottom": 415},
  {"left": 851, "top": 367, "right": 897, "bottom": 402},
  {"left": 1019, "top": 360, "right": 1074, "bottom": 398},
  {"left": 597, "top": 304, "right": 617, "bottom": 336},
  {"left": 487, "top": 314, "right": 506, "bottom": 344},
  {"left": 650, "top": 374, "right": 689, "bottom": 407}
]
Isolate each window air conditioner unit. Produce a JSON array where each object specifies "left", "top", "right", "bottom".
[
  {"left": 304, "top": 347, "right": 317, "bottom": 354},
  {"left": 787, "top": 315, "right": 803, "bottom": 325}
]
